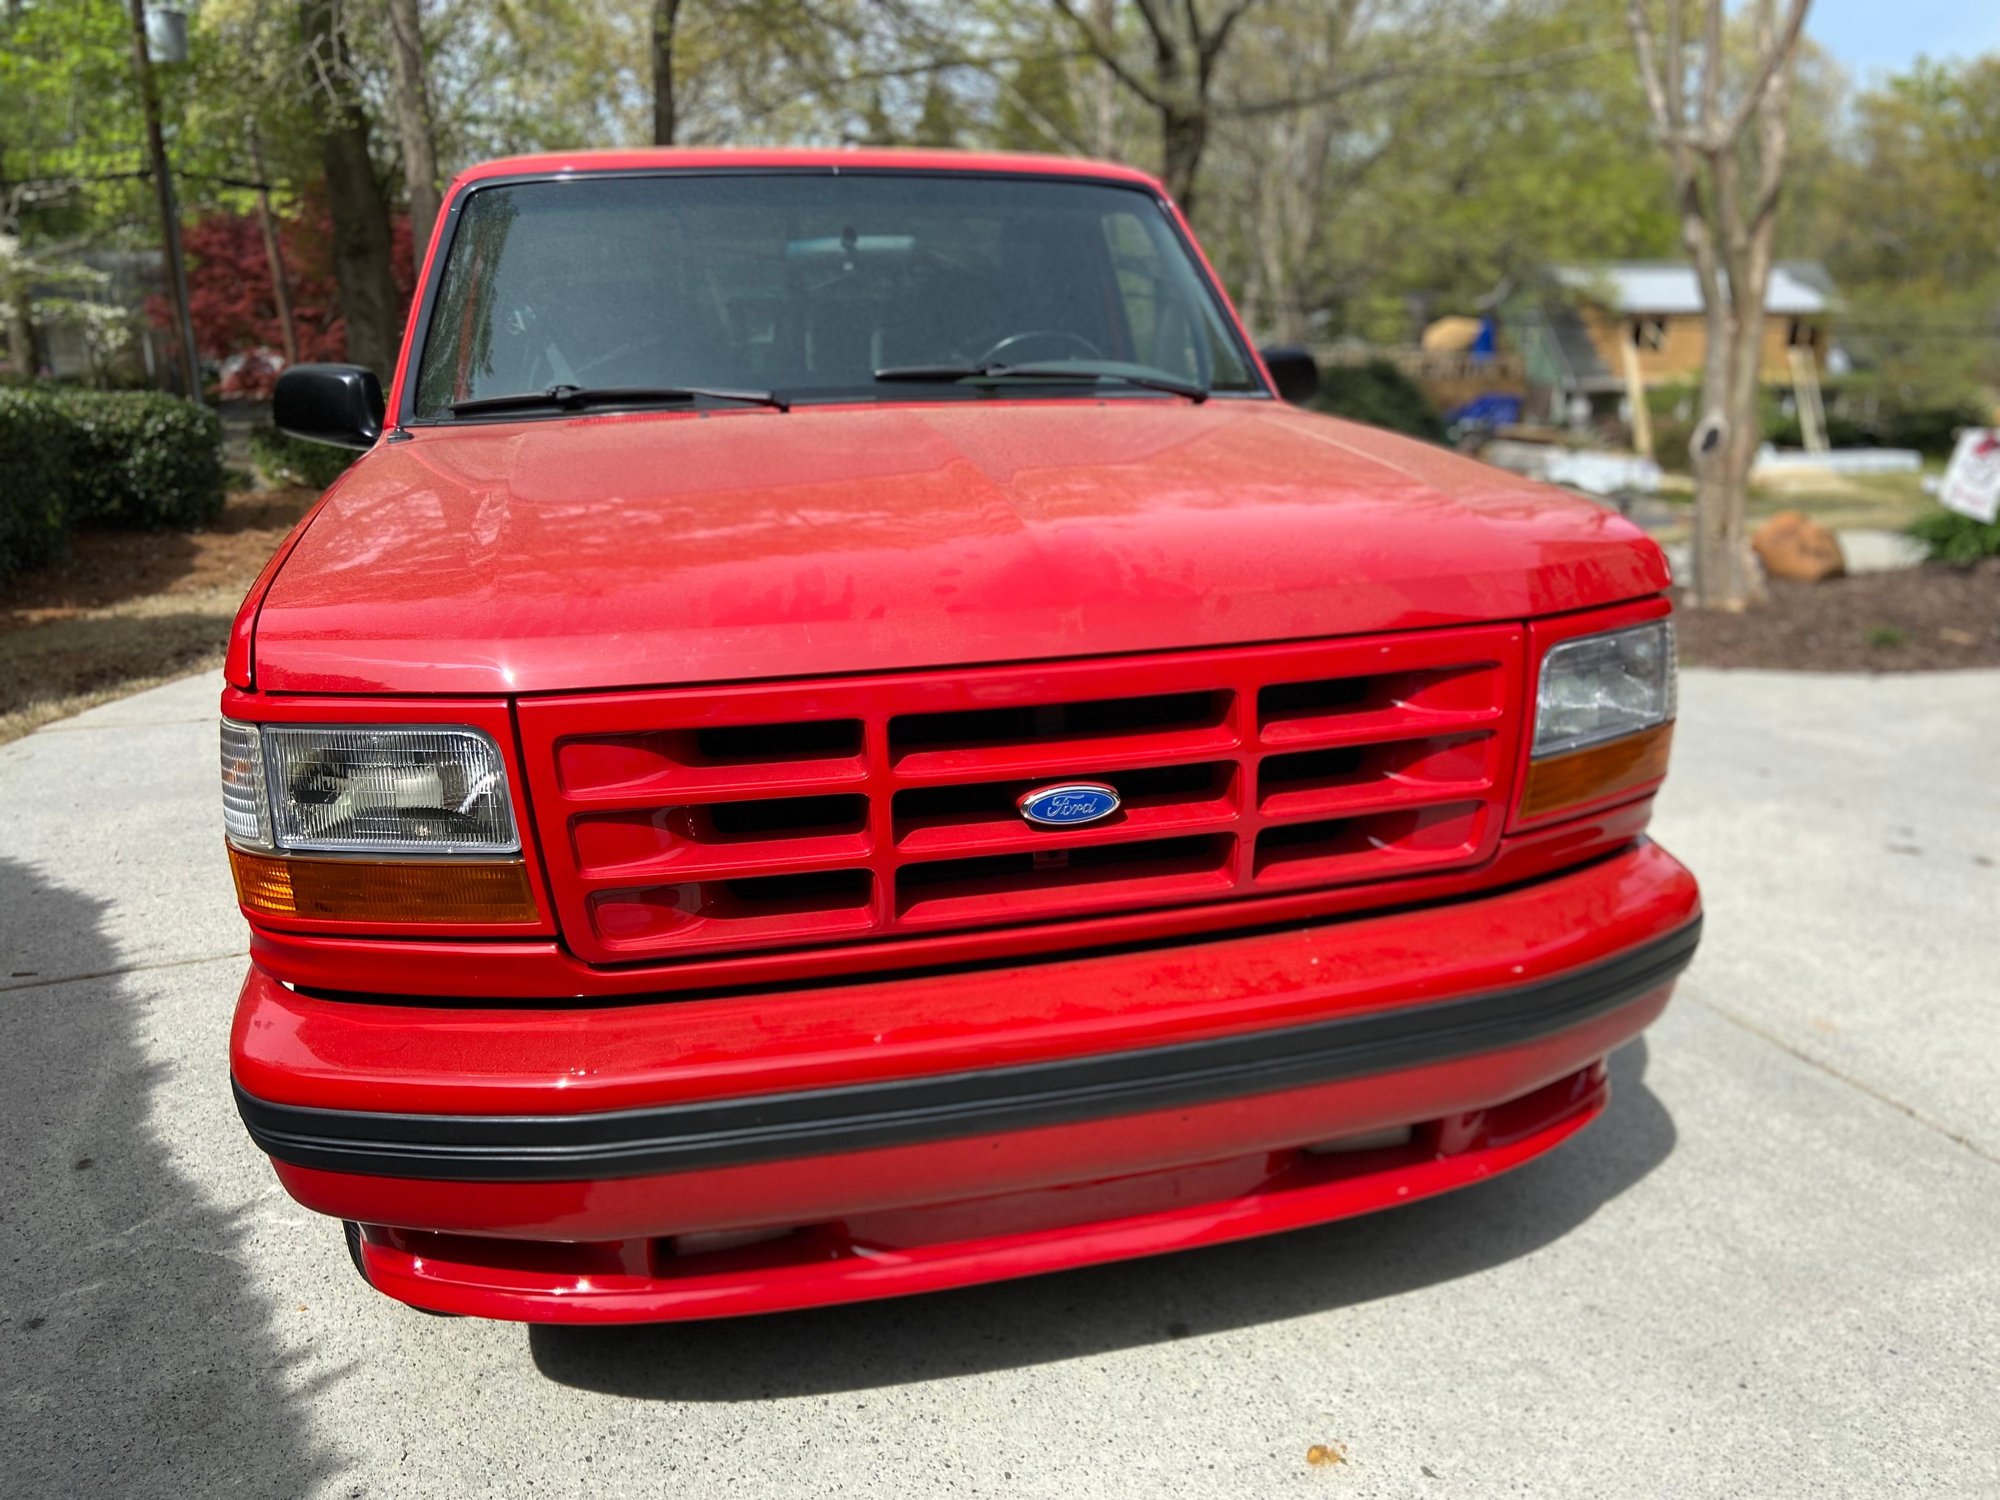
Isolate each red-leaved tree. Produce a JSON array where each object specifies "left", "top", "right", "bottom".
[{"left": 152, "top": 180, "right": 416, "bottom": 396}]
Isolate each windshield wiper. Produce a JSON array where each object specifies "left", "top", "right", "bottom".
[
  {"left": 448, "top": 383, "right": 789, "bottom": 416},
  {"left": 873, "top": 362, "right": 1209, "bottom": 402}
]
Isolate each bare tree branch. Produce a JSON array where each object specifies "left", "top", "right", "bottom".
[
  {"left": 1223, "top": 36, "right": 1618, "bottom": 121},
  {"left": 1718, "top": 0, "right": 1810, "bottom": 145},
  {"left": 1047, "top": 0, "right": 1170, "bottom": 108},
  {"left": 1699, "top": 0, "right": 1723, "bottom": 134},
  {"left": 1625, "top": 0, "right": 1674, "bottom": 139},
  {"left": 1134, "top": 0, "right": 1181, "bottom": 54},
  {"left": 1198, "top": 0, "right": 1263, "bottom": 70}
]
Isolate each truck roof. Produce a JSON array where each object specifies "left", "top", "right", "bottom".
[{"left": 451, "top": 146, "right": 1167, "bottom": 193}]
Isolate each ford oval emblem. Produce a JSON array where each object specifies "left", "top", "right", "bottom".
[{"left": 1017, "top": 782, "right": 1121, "bottom": 828}]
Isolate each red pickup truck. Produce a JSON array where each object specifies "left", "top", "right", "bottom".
[{"left": 224, "top": 148, "right": 1698, "bottom": 1323}]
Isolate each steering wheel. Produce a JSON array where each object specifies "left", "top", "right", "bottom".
[{"left": 975, "top": 329, "right": 1105, "bottom": 366}]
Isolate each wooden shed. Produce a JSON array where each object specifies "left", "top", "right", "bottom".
[
  {"left": 1506, "top": 261, "right": 1838, "bottom": 445},
  {"left": 1551, "top": 261, "right": 1834, "bottom": 386}
]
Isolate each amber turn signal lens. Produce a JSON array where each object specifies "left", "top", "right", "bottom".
[
  {"left": 1519, "top": 722, "right": 1674, "bottom": 821},
  {"left": 229, "top": 848, "right": 540, "bottom": 924}
]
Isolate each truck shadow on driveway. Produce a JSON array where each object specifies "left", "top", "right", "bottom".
[
  {"left": 0, "top": 857, "right": 343, "bottom": 1495},
  {"left": 530, "top": 1040, "right": 1673, "bottom": 1401}
]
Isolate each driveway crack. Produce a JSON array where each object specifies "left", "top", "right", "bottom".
[
  {"left": 1689, "top": 993, "right": 1998, "bottom": 1166},
  {"left": 1, "top": 949, "right": 250, "bottom": 994}
]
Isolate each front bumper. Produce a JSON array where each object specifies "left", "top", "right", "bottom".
[{"left": 232, "top": 840, "right": 1698, "bottom": 1322}]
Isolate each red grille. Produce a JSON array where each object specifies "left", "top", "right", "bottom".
[{"left": 516, "top": 626, "right": 1526, "bottom": 966}]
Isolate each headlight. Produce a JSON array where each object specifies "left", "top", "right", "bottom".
[
  {"left": 1531, "top": 621, "right": 1676, "bottom": 758},
  {"left": 259, "top": 725, "right": 519, "bottom": 853},
  {"left": 221, "top": 724, "right": 516, "bottom": 852},
  {"left": 220, "top": 721, "right": 518, "bottom": 854},
  {"left": 1519, "top": 620, "right": 1677, "bottom": 823},
  {"left": 219, "top": 719, "right": 537, "bottom": 925}
]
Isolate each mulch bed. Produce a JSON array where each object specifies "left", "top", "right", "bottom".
[
  {"left": 1675, "top": 559, "right": 2000, "bottom": 671},
  {"left": 0, "top": 485, "right": 319, "bottom": 743},
  {"left": 2, "top": 486, "right": 316, "bottom": 631}
]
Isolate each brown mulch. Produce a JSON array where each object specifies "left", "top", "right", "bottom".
[
  {"left": 2, "top": 486, "right": 316, "bottom": 631},
  {"left": 1675, "top": 559, "right": 2000, "bottom": 671},
  {"left": 0, "top": 485, "right": 317, "bottom": 743}
]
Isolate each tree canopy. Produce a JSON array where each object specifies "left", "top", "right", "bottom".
[{"left": 0, "top": 0, "right": 1993, "bottom": 417}]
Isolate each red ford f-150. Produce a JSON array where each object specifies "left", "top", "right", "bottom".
[{"left": 222, "top": 148, "right": 1698, "bottom": 1323}]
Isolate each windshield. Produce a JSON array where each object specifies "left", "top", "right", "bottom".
[{"left": 411, "top": 172, "right": 1261, "bottom": 418}]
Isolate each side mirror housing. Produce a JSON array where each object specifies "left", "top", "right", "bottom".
[
  {"left": 1259, "top": 346, "right": 1320, "bottom": 406},
  {"left": 274, "top": 364, "right": 385, "bottom": 450}
]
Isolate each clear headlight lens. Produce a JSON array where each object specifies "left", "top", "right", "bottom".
[
  {"left": 1532, "top": 621, "right": 1677, "bottom": 758},
  {"left": 220, "top": 719, "right": 269, "bottom": 849},
  {"left": 219, "top": 721, "right": 520, "bottom": 854}
]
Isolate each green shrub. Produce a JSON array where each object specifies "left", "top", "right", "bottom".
[
  {"left": 0, "top": 390, "right": 75, "bottom": 581},
  {"left": 1908, "top": 507, "right": 2000, "bottom": 565},
  {"left": 1765, "top": 396, "right": 1982, "bottom": 459},
  {"left": 1314, "top": 359, "right": 1447, "bottom": 443},
  {"left": 43, "top": 390, "right": 226, "bottom": 530},
  {"left": 246, "top": 423, "right": 356, "bottom": 492},
  {"left": 1646, "top": 379, "right": 1987, "bottom": 468}
]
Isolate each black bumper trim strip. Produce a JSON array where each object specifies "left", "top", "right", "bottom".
[{"left": 235, "top": 918, "right": 1699, "bottom": 1182}]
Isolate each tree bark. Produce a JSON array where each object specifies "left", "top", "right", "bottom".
[
  {"left": 0, "top": 177, "right": 40, "bottom": 378},
  {"left": 247, "top": 130, "right": 300, "bottom": 365},
  {"left": 385, "top": 0, "right": 442, "bottom": 248},
  {"left": 652, "top": 0, "right": 684, "bottom": 147},
  {"left": 1087, "top": 0, "right": 1118, "bottom": 156},
  {"left": 1627, "top": 0, "right": 1810, "bottom": 611},
  {"left": 1159, "top": 104, "right": 1207, "bottom": 211},
  {"left": 301, "top": 0, "right": 402, "bottom": 380},
  {"left": 1048, "top": 0, "right": 1257, "bottom": 219},
  {"left": 127, "top": 0, "right": 202, "bottom": 400},
  {"left": 3, "top": 280, "right": 39, "bottom": 380}
]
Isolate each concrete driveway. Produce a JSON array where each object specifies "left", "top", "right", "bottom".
[{"left": 3, "top": 668, "right": 1995, "bottom": 1498}]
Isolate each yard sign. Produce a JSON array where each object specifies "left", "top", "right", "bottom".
[{"left": 1940, "top": 430, "right": 2000, "bottom": 524}]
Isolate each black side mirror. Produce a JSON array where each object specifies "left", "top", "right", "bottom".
[
  {"left": 274, "top": 364, "right": 385, "bottom": 450},
  {"left": 1260, "top": 346, "right": 1320, "bottom": 406}
]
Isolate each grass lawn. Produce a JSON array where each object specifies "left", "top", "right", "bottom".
[
  {"left": 1745, "top": 465, "right": 1938, "bottom": 531},
  {"left": 0, "top": 486, "right": 316, "bottom": 744},
  {"left": 1640, "top": 464, "right": 1937, "bottom": 545}
]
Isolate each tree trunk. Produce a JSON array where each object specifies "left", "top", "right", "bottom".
[
  {"left": 385, "top": 0, "right": 442, "bottom": 250},
  {"left": 4, "top": 292, "right": 38, "bottom": 380},
  {"left": 1687, "top": 293, "right": 1756, "bottom": 609},
  {"left": 0, "top": 236, "right": 38, "bottom": 378},
  {"left": 1627, "top": 0, "right": 1810, "bottom": 612},
  {"left": 652, "top": 0, "right": 683, "bottom": 147},
  {"left": 1087, "top": 0, "right": 1118, "bottom": 156},
  {"left": 1160, "top": 104, "right": 1207, "bottom": 214},
  {"left": 0, "top": 168, "right": 41, "bottom": 378},
  {"left": 247, "top": 130, "right": 301, "bottom": 364},
  {"left": 302, "top": 0, "right": 402, "bottom": 380}
]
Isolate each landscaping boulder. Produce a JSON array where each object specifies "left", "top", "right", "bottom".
[{"left": 1753, "top": 510, "right": 1846, "bottom": 582}]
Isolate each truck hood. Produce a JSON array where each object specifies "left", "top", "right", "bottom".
[{"left": 252, "top": 401, "right": 1668, "bottom": 695}]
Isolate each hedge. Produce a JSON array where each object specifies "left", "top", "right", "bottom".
[
  {"left": 1647, "top": 379, "right": 1987, "bottom": 470},
  {"left": 1314, "top": 359, "right": 1448, "bottom": 443},
  {"left": 246, "top": 422, "right": 356, "bottom": 492},
  {"left": 0, "top": 390, "right": 75, "bottom": 581},
  {"left": 0, "top": 387, "right": 226, "bottom": 583},
  {"left": 42, "top": 389, "right": 226, "bottom": 530}
]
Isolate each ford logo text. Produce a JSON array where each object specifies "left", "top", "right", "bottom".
[{"left": 1016, "top": 783, "right": 1122, "bottom": 828}]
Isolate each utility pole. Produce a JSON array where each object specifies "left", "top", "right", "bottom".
[
  {"left": 246, "top": 128, "right": 300, "bottom": 364},
  {"left": 126, "top": 0, "right": 202, "bottom": 400}
]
